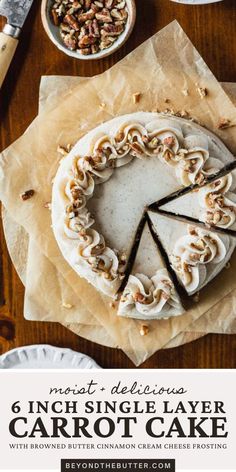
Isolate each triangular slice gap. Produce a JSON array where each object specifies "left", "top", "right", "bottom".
[
  {"left": 118, "top": 212, "right": 147, "bottom": 294},
  {"left": 157, "top": 168, "right": 236, "bottom": 236},
  {"left": 117, "top": 221, "right": 185, "bottom": 320},
  {"left": 148, "top": 211, "right": 236, "bottom": 296}
]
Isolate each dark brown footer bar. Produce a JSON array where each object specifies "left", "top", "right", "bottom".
[{"left": 61, "top": 459, "right": 175, "bottom": 472}]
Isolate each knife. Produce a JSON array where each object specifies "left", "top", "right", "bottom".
[{"left": 0, "top": 0, "right": 34, "bottom": 88}]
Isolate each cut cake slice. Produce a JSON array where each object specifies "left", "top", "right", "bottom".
[
  {"left": 118, "top": 222, "right": 184, "bottom": 320},
  {"left": 158, "top": 169, "right": 236, "bottom": 234},
  {"left": 148, "top": 211, "right": 236, "bottom": 296}
]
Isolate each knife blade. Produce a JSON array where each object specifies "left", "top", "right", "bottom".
[
  {"left": 0, "top": 0, "right": 34, "bottom": 88},
  {"left": 0, "top": 0, "right": 34, "bottom": 28}
]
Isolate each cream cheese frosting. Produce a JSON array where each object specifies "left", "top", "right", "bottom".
[
  {"left": 160, "top": 170, "right": 236, "bottom": 231},
  {"left": 148, "top": 212, "right": 236, "bottom": 295},
  {"left": 118, "top": 223, "right": 184, "bottom": 319},
  {"left": 52, "top": 112, "right": 235, "bottom": 316}
]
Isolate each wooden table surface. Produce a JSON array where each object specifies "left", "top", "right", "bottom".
[{"left": 0, "top": 0, "right": 236, "bottom": 368}]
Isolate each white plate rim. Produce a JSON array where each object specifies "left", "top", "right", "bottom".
[
  {"left": 171, "top": 0, "right": 222, "bottom": 4},
  {"left": 0, "top": 344, "right": 101, "bottom": 369}
]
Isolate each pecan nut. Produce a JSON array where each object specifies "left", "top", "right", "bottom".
[{"left": 20, "top": 189, "right": 35, "bottom": 201}]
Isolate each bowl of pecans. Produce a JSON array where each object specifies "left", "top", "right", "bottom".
[{"left": 41, "top": 0, "right": 136, "bottom": 59}]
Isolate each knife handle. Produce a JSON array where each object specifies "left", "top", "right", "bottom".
[{"left": 0, "top": 28, "right": 19, "bottom": 88}]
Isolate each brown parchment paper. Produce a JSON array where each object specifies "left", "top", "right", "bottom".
[
  {"left": 1, "top": 21, "right": 236, "bottom": 365},
  {"left": 3, "top": 75, "right": 236, "bottom": 352}
]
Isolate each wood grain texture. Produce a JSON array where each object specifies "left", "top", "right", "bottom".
[{"left": 0, "top": 0, "right": 236, "bottom": 368}]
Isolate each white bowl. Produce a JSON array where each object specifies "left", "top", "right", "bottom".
[{"left": 41, "top": 0, "right": 136, "bottom": 60}]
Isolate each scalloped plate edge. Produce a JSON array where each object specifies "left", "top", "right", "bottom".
[{"left": 0, "top": 345, "right": 101, "bottom": 369}]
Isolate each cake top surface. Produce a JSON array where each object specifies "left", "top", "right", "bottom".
[{"left": 51, "top": 112, "right": 236, "bottom": 320}]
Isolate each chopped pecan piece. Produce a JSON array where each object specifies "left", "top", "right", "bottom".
[
  {"left": 91, "top": 3, "right": 100, "bottom": 12},
  {"left": 20, "top": 189, "right": 35, "bottom": 201},
  {"left": 80, "top": 47, "right": 92, "bottom": 54},
  {"left": 79, "top": 34, "right": 97, "bottom": 47},
  {"left": 71, "top": 187, "right": 83, "bottom": 199},
  {"left": 111, "top": 7, "right": 127, "bottom": 20},
  {"left": 64, "top": 14, "right": 80, "bottom": 30},
  {"left": 140, "top": 325, "right": 149, "bottom": 336},
  {"left": 91, "top": 43, "right": 99, "bottom": 53},
  {"left": 100, "top": 36, "right": 116, "bottom": 49},
  {"left": 116, "top": 0, "right": 126, "bottom": 9},
  {"left": 85, "top": 0, "right": 92, "bottom": 8},
  {"left": 51, "top": 9, "right": 60, "bottom": 26},
  {"left": 133, "top": 92, "right": 141, "bottom": 104},
  {"left": 163, "top": 136, "right": 175, "bottom": 147},
  {"left": 197, "top": 86, "right": 208, "bottom": 99},
  {"left": 60, "top": 22, "right": 72, "bottom": 33},
  {"left": 88, "top": 19, "right": 100, "bottom": 36},
  {"left": 180, "top": 109, "right": 189, "bottom": 118},
  {"left": 105, "top": 0, "right": 114, "bottom": 7},
  {"left": 62, "top": 302, "right": 73, "bottom": 309},
  {"left": 94, "top": 1, "right": 104, "bottom": 7},
  {"left": 134, "top": 292, "right": 146, "bottom": 303},
  {"left": 101, "top": 22, "right": 124, "bottom": 36},
  {"left": 95, "top": 8, "right": 113, "bottom": 22},
  {"left": 78, "top": 8, "right": 95, "bottom": 22},
  {"left": 73, "top": 1, "right": 83, "bottom": 7},
  {"left": 63, "top": 34, "right": 77, "bottom": 50},
  {"left": 217, "top": 118, "right": 232, "bottom": 129},
  {"left": 57, "top": 144, "right": 70, "bottom": 156},
  {"left": 189, "top": 227, "right": 197, "bottom": 236}
]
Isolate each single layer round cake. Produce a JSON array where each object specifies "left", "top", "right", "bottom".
[{"left": 51, "top": 112, "right": 235, "bottom": 320}]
